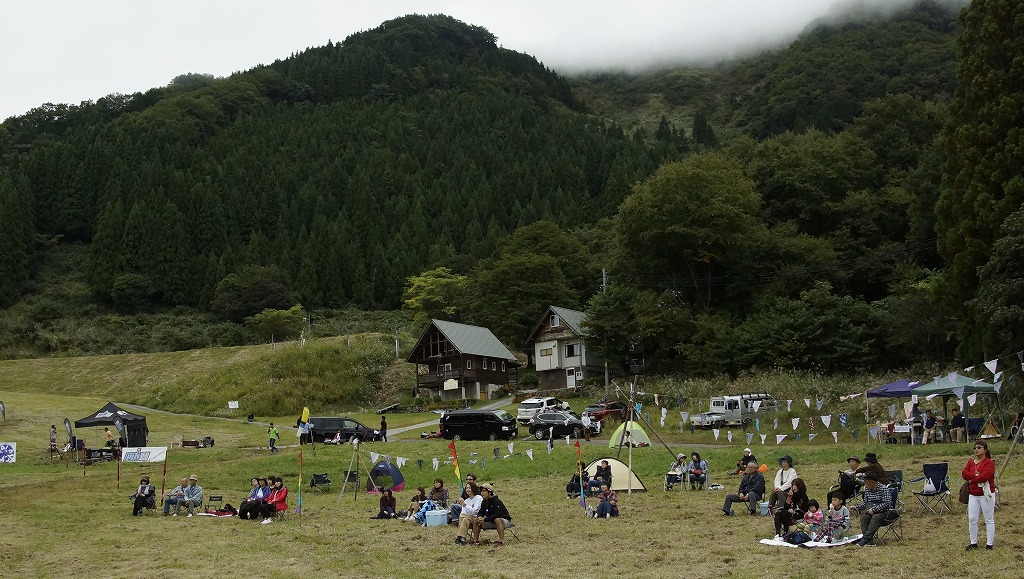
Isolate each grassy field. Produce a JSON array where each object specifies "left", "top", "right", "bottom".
[{"left": 1, "top": 351, "right": 1022, "bottom": 578}]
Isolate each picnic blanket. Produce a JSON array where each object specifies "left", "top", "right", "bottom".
[{"left": 759, "top": 534, "right": 862, "bottom": 548}]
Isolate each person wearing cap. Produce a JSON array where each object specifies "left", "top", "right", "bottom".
[
  {"left": 130, "top": 476, "right": 155, "bottom": 516},
  {"left": 853, "top": 471, "right": 896, "bottom": 546},
  {"left": 723, "top": 461, "right": 765, "bottom": 516},
  {"left": 768, "top": 455, "right": 798, "bottom": 511},
  {"left": 666, "top": 453, "right": 687, "bottom": 490},
  {"left": 735, "top": 448, "right": 757, "bottom": 475},
  {"left": 473, "top": 484, "right": 512, "bottom": 546},
  {"left": 175, "top": 474, "right": 203, "bottom": 517},
  {"left": 854, "top": 453, "right": 889, "bottom": 484},
  {"left": 163, "top": 478, "right": 188, "bottom": 516}
]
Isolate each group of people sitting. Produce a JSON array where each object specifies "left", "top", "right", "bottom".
[
  {"left": 370, "top": 474, "right": 514, "bottom": 546},
  {"left": 565, "top": 460, "right": 613, "bottom": 498},
  {"left": 237, "top": 476, "right": 289, "bottom": 523},
  {"left": 717, "top": 451, "right": 897, "bottom": 546},
  {"left": 665, "top": 451, "right": 712, "bottom": 490}
]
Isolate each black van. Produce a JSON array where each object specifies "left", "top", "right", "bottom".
[
  {"left": 308, "top": 417, "right": 379, "bottom": 443},
  {"left": 439, "top": 409, "right": 518, "bottom": 441}
]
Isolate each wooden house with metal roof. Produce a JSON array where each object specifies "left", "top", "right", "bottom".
[
  {"left": 525, "top": 305, "right": 617, "bottom": 390},
  {"left": 407, "top": 319, "right": 519, "bottom": 400}
]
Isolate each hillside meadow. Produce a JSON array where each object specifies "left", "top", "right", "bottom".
[{"left": 1, "top": 348, "right": 1022, "bottom": 578}]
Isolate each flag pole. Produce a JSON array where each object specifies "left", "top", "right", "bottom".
[
  {"left": 297, "top": 449, "right": 303, "bottom": 526},
  {"left": 160, "top": 454, "right": 168, "bottom": 500}
]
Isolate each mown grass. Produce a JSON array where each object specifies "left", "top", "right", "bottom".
[{"left": 2, "top": 378, "right": 1024, "bottom": 577}]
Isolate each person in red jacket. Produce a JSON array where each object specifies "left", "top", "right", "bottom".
[
  {"left": 260, "top": 476, "right": 289, "bottom": 524},
  {"left": 962, "top": 440, "right": 996, "bottom": 550}
]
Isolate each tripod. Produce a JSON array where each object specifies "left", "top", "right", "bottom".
[
  {"left": 336, "top": 439, "right": 375, "bottom": 503},
  {"left": 611, "top": 377, "right": 679, "bottom": 494}
]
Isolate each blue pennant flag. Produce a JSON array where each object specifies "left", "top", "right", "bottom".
[{"left": 839, "top": 413, "right": 849, "bottom": 428}]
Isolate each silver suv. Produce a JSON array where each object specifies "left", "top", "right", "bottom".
[{"left": 516, "top": 397, "right": 565, "bottom": 425}]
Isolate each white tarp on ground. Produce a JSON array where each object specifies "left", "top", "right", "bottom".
[
  {"left": 120, "top": 446, "right": 167, "bottom": 463},
  {"left": 758, "top": 534, "right": 862, "bottom": 548}
]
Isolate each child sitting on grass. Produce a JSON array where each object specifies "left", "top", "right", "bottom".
[{"left": 794, "top": 499, "right": 822, "bottom": 538}]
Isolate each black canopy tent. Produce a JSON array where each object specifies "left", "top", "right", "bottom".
[{"left": 75, "top": 402, "right": 149, "bottom": 446}]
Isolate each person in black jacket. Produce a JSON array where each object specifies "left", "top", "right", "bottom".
[
  {"left": 773, "top": 477, "right": 809, "bottom": 539},
  {"left": 473, "top": 484, "right": 512, "bottom": 546},
  {"left": 722, "top": 462, "right": 766, "bottom": 516}
]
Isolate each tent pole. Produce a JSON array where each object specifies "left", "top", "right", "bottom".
[{"left": 337, "top": 444, "right": 358, "bottom": 504}]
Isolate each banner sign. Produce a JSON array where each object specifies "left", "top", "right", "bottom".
[{"left": 120, "top": 446, "right": 168, "bottom": 463}]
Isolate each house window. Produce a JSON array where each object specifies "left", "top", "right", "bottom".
[
  {"left": 550, "top": 315, "right": 560, "bottom": 327},
  {"left": 564, "top": 343, "right": 579, "bottom": 358},
  {"left": 491, "top": 361, "right": 496, "bottom": 370},
  {"left": 540, "top": 348, "right": 553, "bottom": 357},
  {"left": 466, "top": 359, "right": 473, "bottom": 369},
  {"left": 501, "top": 361, "right": 505, "bottom": 371}
]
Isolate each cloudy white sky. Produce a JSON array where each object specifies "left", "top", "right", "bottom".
[{"left": 1, "top": 0, "right": 933, "bottom": 121}]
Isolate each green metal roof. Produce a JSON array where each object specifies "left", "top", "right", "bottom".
[{"left": 424, "top": 319, "right": 517, "bottom": 361}]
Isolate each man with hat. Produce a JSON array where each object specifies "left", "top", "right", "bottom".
[
  {"left": 175, "top": 474, "right": 204, "bottom": 517},
  {"left": 130, "top": 476, "right": 155, "bottom": 516},
  {"left": 723, "top": 461, "right": 766, "bottom": 516},
  {"left": 855, "top": 453, "right": 889, "bottom": 484},
  {"left": 735, "top": 448, "right": 757, "bottom": 475},
  {"left": 473, "top": 483, "right": 512, "bottom": 546},
  {"left": 853, "top": 471, "right": 896, "bottom": 546}
]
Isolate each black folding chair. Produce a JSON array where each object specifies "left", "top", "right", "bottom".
[
  {"left": 910, "top": 463, "right": 952, "bottom": 515},
  {"left": 310, "top": 473, "right": 332, "bottom": 493}
]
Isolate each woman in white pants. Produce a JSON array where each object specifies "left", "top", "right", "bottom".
[{"left": 961, "top": 440, "right": 996, "bottom": 550}]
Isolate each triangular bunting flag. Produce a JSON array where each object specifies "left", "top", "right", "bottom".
[
  {"left": 904, "top": 401, "right": 914, "bottom": 419},
  {"left": 746, "top": 432, "right": 754, "bottom": 445},
  {"left": 831, "top": 432, "right": 838, "bottom": 443},
  {"left": 752, "top": 400, "right": 762, "bottom": 412},
  {"left": 727, "top": 430, "right": 733, "bottom": 443},
  {"left": 713, "top": 428, "right": 720, "bottom": 441},
  {"left": 968, "top": 393, "right": 978, "bottom": 405},
  {"left": 469, "top": 459, "right": 477, "bottom": 465},
  {"left": 776, "top": 434, "right": 787, "bottom": 445},
  {"left": 791, "top": 418, "right": 800, "bottom": 430},
  {"left": 839, "top": 413, "right": 849, "bottom": 428},
  {"left": 994, "top": 380, "right": 1002, "bottom": 394},
  {"left": 773, "top": 418, "right": 779, "bottom": 430},
  {"left": 786, "top": 400, "right": 792, "bottom": 411},
  {"left": 868, "top": 426, "right": 880, "bottom": 441},
  {"left": 432, "top": 458, "right": 439, "bottom": 471},
  {"left": 804, "top": 399, "right": 811, "bottom": 408},
  {"left": 815, "top": 398, "right": 824, "bottom": 411},
  {"left": 820, "top": 415, "right": 831, "bottom": 428},
  {"left": 508, "top": 442, "right": 514, "bottom": 454},
  {"left": 888, "top": 405, "right": 897, "bottom": 419},
  {"left": 985, "top": 359, "right": 998, "bottom": 375},
  {"left": 808, "top": 433, "right": 816, "bottom": 442},
  {"left": 565, "top": 435, "right": 571, "bottom": 445},
  {"left": 952, "top": 386, "right": 965, "bottom": 400},
  {"left": 994, "top": 371, "right": 1003, "bottom": 382},
  {"left": 654, "top": 394, "right": 659, "bottom": 406},
  {"left": 808, "top": 417, "right": 815, "bottom": 430},
  {"left": 755, "top": 419, "right": 761, "bottom": 432},
  {"left": 760, "top": 434, "right": 767, "bottom": 445},
  {"left": 526, "top": 449, "right": 534, "bottom": 460},
  {"left": 481, "top": 459, "right": 486, "bottom": 470},
  {"left": 680, "top": 412, "right": 689, "bottom": 423},
  {"left": 795, "top": 434, "right": 802, "bottom": 442},
  {"left": 370, "top": 451, "right": 379, "bottom": 463}
]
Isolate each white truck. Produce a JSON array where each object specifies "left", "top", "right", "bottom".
[{"left": 690, "top": 392, "right": 777, "bottom": 428}]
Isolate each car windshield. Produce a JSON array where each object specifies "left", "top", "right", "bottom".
[
  {"left": 493, "top": 410, "right": 513, "bottom": 421},
  {"left": 584, "top": 405, "right": 603, "bottom": 412}
]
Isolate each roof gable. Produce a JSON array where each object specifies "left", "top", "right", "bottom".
[
  {"left": 525, "top": 305, "right": 586, "bottom": 345},
  {"left": 407, "top": 319, "right": 517, "bottom": 362}
]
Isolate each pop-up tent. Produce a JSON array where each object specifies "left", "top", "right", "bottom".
[
  {"left": 75, "top": 402, "right": 148, "bottom": 446},
  {"left": 865, "top": 379, "right": 918, "bottom": 422},
  {"left": 911, "top": 374, "right": 1003, "bottom": 433},
  {"left": 584, "top": 457, "right": 647, "bottom": 492},
  {"left": 365, "top": 460, "right": 405, "bottom": 493},
  {"left": 608, "top": 420, "right": 651, "bottom": 448}
]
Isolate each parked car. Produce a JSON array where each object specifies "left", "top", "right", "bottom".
[
  {"left": 529, "top": 410, "right": 592, "bottom": 440},
  {"left": 582, "top": 400, "right": 628, "bottom": 422},
  {"left": 440, "top": 409, "right": 519, "bottom": 441},
  {"left": 308, "top": 417, "right": 380, "bottom": 443},
  {"left": 517, "top": 396, "right": 567, "bottom": 424}
]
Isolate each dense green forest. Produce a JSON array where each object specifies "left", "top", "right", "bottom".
[{"left": 0, "top": 1, "right": 1021, "bottom": 387}]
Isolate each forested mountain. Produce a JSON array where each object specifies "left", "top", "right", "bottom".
[{"left": 2, "top": 2, "right": 1018, "bottom": 385}]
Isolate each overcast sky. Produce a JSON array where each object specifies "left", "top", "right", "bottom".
[{"left": 2, "top": 0, "right": 937, "bottom": 121}]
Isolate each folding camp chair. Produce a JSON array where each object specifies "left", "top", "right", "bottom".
[
  {"left": 910, "top": 463, "right": 952, "bottom": 515},
  {"left": 207, "top": 494, "right": 223, "bottom": 512},
  {"left": 310, "top": 473, "right": 332, "bottom": 493},
  {"left": 877, "top": 480, "right": 904, "bottom": 543},
  {"left": 885, "top": 470, "right": 903, "bottom": 493}
]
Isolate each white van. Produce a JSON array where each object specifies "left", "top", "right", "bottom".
[
  {"left": 517, "top": 397, "right": 566, "bottom": 424},
  {"left": 691, "top": 392, "right": 778, "bottom": 428}
]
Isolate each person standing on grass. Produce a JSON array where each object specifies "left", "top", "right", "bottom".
[
  {"left": 268, "top": 423, "right": 279, "bottom": 453},
  {"left": 380, "top": 416, "right": 388, "bottom": 442},
  {"left": 963, "top": 440, "right": 996, "bottom": 550},
  {"left": 105, "top": 427, "right": 114, "bottom": 447}
]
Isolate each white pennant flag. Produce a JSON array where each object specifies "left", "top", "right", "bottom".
[
  {"left": 752, "top": 400, "right": 762, "bottom": 412},
  {"left": 791, "top": 418, "right": 800, "bottom": 430},
  {"left": 952, "top": 386, "right": 965, "bottom": 400},
  {"left": 727, "top": 431, "right": 733, "bottom": 443},
  {"left": 816, "top": 398, "right": 824, "bottom": 411},
  {"left": 565, "top": 435, "right": 571, "bottom": 445},
  {"left": 831, "top": 432, "right": 838, "bottom": 443},
  {"left": 760, "top": 434, "right": 767, "bottom": 445},
  {"left": 968, "top": 393, "right": 978, "bottom": 406},
  {"left": 994, "top": 371, "right": 1003, "bottom": 382},
  {"left": 820, "top": 415, "right": 831, "bottom": 428},
  {"left": 746, "top": 432, "right": 753, "bottom": 445},
  {"left": 773, "top": 418, "right": 779, "bottom": 430},
  {"left": 786, "top": 400, "right": 792, "bottom": 411},
  {"left": 804, "top": 399, "right": 811, "bottom": 408},
  {"left": 654, "top": 394, "right": 659, "bottom": 406},
  {"left": 807, "top": 433, "right": 816, "bottom": 442},
  {"left": 776, "top": 434, "right": 787, "bottom": 445},
  {"left": 661, "top": 407, "right": 667, "bottom": 427},
  {"left": 370, "top": 451, "right": 380, "bottom": 463},
  {"left": 926, "top": 393, "right": 939, "bottom": 400},
  {"left": 868, "top": 426, "right": 880, "bottom": 441},
  {"left": 469, "top": 459, "right": 477, "bottom": 465},
  {"left": 713, "top": 428, "right": 720, "bottom": 441},
  {"left": 679, "top": 412, "right": 689, "bottom": 423},
  {"left": 985, "top": 359, "right": 998, "bottom": 375},
  {"left": 888, "top": 404, "right": 896, "bottom": 418},
  {"left": 432, "top": 458, "right": 439, "bottom": 471},
  {"left": 526, "top": 449, "right": 534, "bottom": 461},
  {"left": 994, "top": 380, "right": 1002, "bottom": 394},
  {"left": 396, "top": 457, "right": 407, "bottom": 468},
  {"left": 950, "top": 371, "right": 959, "bottom": 384},
  {"left": 508, "top": 442, "right": 514, "bottom": 455},
  {"left": 965, "top": 365, "right": 975, "bottom": 372}
]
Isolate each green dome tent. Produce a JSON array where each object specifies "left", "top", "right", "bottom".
[{"left": 608, "top": 420, "right": 651, "bottom": 448}]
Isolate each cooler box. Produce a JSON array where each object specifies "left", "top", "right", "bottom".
[{"left": 424, "top": 509, "right": 448, "bottom": 527}]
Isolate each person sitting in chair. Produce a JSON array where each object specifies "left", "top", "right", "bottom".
[
  {"left": 722, "top": 462, "right": 765, "bottom": 516},
  {"left": 453, "top": 482, "right": 482, "bottom": 545},
  {"left": 853, "top": 472, "right": 896, "bottom": 547},
  {"left": 829, "top": 456, "right": 864, "bottom": 503},
  {"left": 473, "top": 484, "right": 512, "bottom": 547},
  {"left": 163, "top": 478, "right": 188, "bottom": 516},
  {"left": 666, "top": 454, "right": 686, "bottom": 490},
  {"left": 922, "top": 410, "right": 937, "bottom": 444},
  {"left": 239, "top": 477, "right": 270, "bottom": 520},
  {"left": 588, "top": 460, "right": 612, "bottom": 495},
  {"left": 735, "top": 448, "right": 757, "bottom": 474},
  {"left": 568, "top": 462, "right": 589, "bottom": 497},
  {"left": 259, "top": 476, "right": 288, "bottom": 524},
  {"left": 768, "top": 455, "right": 798, "bottom": 510},
  {"left": 949, "top": 409, "right": 966, "bottom": 443},
  {"left": 687, "top": 452, "right": 708, "bottom": 490},
  {"left": 428, "top": 478, "right": 449, "bottom": 508},
  {"left": 854, "top": 453, "right": 889, "bottom": 484},
  {"left": 175, "top": 474, "right": 203, "bottom": 517},
  {"left": 772, "top": 477, "right": 808, "bottom": 539},
  {"left": 130, "top": 476, "right": 155, "bottom": 516}
]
